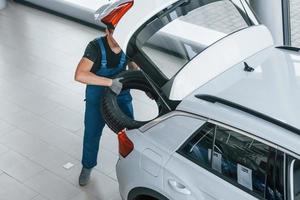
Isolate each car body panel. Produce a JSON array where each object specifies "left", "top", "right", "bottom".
[
  {"left": 164, "top": 153, "right": 258, "bottom": 200},
  {"left": 117, "top": 115, "right": 205, "bottom": 200},
  {"left": 168, "top": 25, "right": 274, "bottom": 100},
  {"left": 141, "top": 113, "right": 206, "bottom": 154},
  {"left": 116, "top": 129, "right": 174, "bottom": 200}
]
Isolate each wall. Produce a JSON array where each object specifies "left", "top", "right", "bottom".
[
  {"left": 249, "top": 0, "right": 284, "bottom": 45},
  {"left": 19, "top": 0, "right": 106, "bottom": 28}
]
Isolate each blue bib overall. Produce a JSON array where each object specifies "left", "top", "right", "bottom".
[{"left": 82, "top": 37, "right": 134, "bottom": 169}]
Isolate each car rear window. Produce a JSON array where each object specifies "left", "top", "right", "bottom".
[{"left": 136, "top": 0, "right": 252, "bottom": 79}]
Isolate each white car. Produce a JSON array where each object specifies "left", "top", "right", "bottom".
[{"left": 98, "top": 0, "right": 300, "bottom": 199}]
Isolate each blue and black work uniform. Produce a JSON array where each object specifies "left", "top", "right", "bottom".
[{"left": 82, "top": 36, "right": 134, "bottom": 169}]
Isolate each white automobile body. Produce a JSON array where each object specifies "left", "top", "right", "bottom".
[
  {"left": 96, "top": 0, "right": 300, "bottom": 200},
  {"left": 117, "top": 46, "right": 300, "bottom": 200}
]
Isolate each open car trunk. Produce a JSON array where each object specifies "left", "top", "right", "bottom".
[
  {"left": 100, "top": 0, "right": 264, "bottom": 103},
  {"left": 120, "top": 0, "right": 270, "bottom": 101},
  {"left": 98, "top": 0, "right": 276, "bottom": 132}
]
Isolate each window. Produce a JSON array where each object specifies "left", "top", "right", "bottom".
[
  {"left": 136, "top": 0, "right": 252, "bottom": 79},
  {"left": 214, "top": 126, "right": 272, "bottom": 197},
  {"left": 180, "top": 123, "right": 215, "bottom": 168},
  {"left": 179, "top": 123, "right": 277, "bottom": 199},
  {"left": 283, "top": 0, "right": 300, "bottom": 47},
  {"left": 289, "top": 0, "right": 300, "bottom": 47}
]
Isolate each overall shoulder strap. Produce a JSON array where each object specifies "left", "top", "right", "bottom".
[
  {"left": 117, "top": 52, "right": 127, "bottom": 68},
  {"left": 97, "top": 37, "right": 107, "bottom": 68}
]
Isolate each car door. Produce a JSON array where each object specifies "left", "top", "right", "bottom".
[
  {"left": 163, "top": 122, "right": 278, "bottom": 200},
  {"left": 163, "top": 123, "right": 221, "bottom": 200}
]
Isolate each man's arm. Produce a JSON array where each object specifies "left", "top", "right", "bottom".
[
  {"left": 74, "top": 57, "right": 112, "bottom": 86},
  {"left": 128, "top": 61, "right": 140, "bottom": 70}
]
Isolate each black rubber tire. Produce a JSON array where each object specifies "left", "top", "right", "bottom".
[
  {"left": 101, "top": 70, "right": 167, "bottom": 133},
  {"left": 134, "top": 195, "right": 159, "bottom": 200}
]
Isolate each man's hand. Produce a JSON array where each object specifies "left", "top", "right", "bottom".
[
  {"left": 109, "top": 78, "right": 123, "bottom": 95},
  {"left": 128, "top": 61, "right": 140, "bottom": 70}
]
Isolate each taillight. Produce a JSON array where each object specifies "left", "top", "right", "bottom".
[
  {"left": 118, "top": 129, "right": 134, "bottom": 158},
  {"left": 101, "top": 1, "right": 134, "bottom": 28}
]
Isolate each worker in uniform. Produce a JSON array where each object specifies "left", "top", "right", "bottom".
[{"left": 75, "top": 26, "right": 138, "bottom": 186}]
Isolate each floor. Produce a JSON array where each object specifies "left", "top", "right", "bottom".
[
  {"left": 2, "top": 1, "right": 299, "bottom": 200},
  {"left": 0, "top": 2, "right": 157, "bottom": 200}
]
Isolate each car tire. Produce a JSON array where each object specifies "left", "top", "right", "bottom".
[
  {"left": 128, "top": 188, "right": 169, "bottom": 200},
  {"left": 101, "top": 70, "right": 167, "bottom": 133},
  {"left": 132, "top": 195, "right": 159, "bottom": 200}
]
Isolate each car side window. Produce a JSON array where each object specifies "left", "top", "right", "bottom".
[
  {"left": 214, "top": 126, "right": 271, "bottom": 197},
  {"left": 179, "top": 122, "right": 278, "bottom": 199},
  {"left": 179, "top": 123, "right": 215, "bottom": 168}
]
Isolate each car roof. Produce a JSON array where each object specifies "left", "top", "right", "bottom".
[
  {"left": 167, "top": 25, "right": 274, "bottom": 100},
  {"left": 178, "top": 46, "right": 300, "bottom": 155}
]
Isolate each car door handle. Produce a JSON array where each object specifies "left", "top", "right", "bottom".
[{"left": 168, "top": 179, "right": 191, "bottom": 195}]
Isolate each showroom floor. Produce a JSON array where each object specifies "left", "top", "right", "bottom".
[{"left": 0, "top": 2, "right": 156, "bottom": 200}]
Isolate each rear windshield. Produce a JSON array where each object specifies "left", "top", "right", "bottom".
[{"left": 136, "top": 0, "right": 253, "bottom": 79}]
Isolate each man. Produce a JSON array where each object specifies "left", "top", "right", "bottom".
[{"left": 74, "top": 27, "right": 138, "bottom": 186}]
